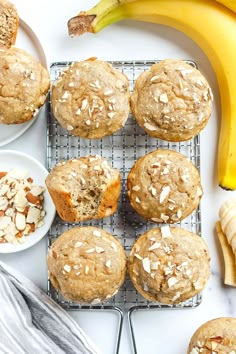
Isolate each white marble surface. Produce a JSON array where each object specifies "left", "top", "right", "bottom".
[{"left": 1, "top": 1, "right": 236, "bottom": 353}]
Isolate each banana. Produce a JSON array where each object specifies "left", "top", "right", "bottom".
[
  {"left": 217, "top": 198, "right": 236, "bottom": 286},
  {"left": 216, "top": 0, "right": 236, "bottom": 13},
  {"left": 216, "top": 221, "right": 236, "bottom": 286},
  {"left": 68, "top": 0, "right": 236, "bottom": 190},
  {"left": 219, "top": 198, "right": 236, "bottom": 247}
]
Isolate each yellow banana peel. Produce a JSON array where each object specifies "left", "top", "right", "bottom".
[{"left": 68, "top": 0, "right": 236, "bottom": 190}]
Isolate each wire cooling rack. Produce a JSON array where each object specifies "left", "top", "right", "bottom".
[{"left": 47, "top": 60, "right": 201, "bottom": 353}]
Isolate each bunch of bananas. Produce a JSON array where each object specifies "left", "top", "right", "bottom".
[{"left": 68, "top": 0, "right": 236, "bottom": 191}]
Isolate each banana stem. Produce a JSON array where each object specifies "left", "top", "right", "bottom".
[{"left": 68, "top": 0, "right": 134, "bottom": 36}]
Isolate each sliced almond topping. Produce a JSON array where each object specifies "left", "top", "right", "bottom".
[
  {"left": 85, "top": 119, "right": 91, "bottom": 126},
  {"left": 74, "top": 241, "right": 83, "bottom": 248},
  {"left": 172, "top": 292, "right": 181, "bottom": 302},
  {"left": 67, "top": 125, "right": 74, "bottom": 131},
  {"left": 93, "top": 230, "right": 101, "bottom": 237},
  {"left": 193, "top": 280, "right": 202, "bottom": 290},
  {"left": 161, "top": 167, "right": 169, "bottom": 175},
  {"left": 151, "top": 262, "right": 159, "bottom": 270},
  {"left": 73, "top": 265, "right": 80, "bottom": 270},
  {"left": 142, "top": 257, "right": 151, "bottom": 273},
  {"left": 104, "top": 89, "right": 113, "bottom": 96},
  {"left": 151, "top": 217, "right": 163, "bottom": 223},
  {"left": 108, "top": 97, "right": 116, "bottom": 104},
  {"left": 134, "top": 253, "right": 143, "bottom": 260},
  {"left": 85, "top": 248, "right": 95, "bottom": 253},
  {"left": 167, "top": 277, "right": 178, "bottom": 288},
  {"left": 95, "top": 80, "right": 101, "bottom": 88},
  {"left": 151, "top": 187, "right": 157, "bottom": 196},
  {"left": 96, "top": 246, "right": 105, "bottom": 253},
  {"left": 177, "top": 209, "right": 182, "bottom": 218},
  {"left": 161, "top": 214, "right": 169, "bottom": 222},
  {"left": 75, "top": 108, "right": 81, "bottom": 115},
  {"left": 132, "top": 185, "right": 140, "bottom": 192},
  {"left": 211, "top": 342, "right": 218, "bottom": 351},
  {"left": 180, "top": 69, "right": 193, "bottom": 77},
  {"left": 62, "top": 91, "right": 69, "bottom": 99},
  {"left": 81, "top": 98, "right": 88, "bottom": 111},
  {"left": 64, "top": 264, "right": 71, "bottom": 273},
  {"left": 161, "top": 225, "right": 172, "bottom": 238},
  {"left": 85, "top": 265, "right": 89, "bottom": 275},
  {"left": 144, "top": 123, "right": 157, "bottom": 131},
  {"left": 181, "top": 174, "right": 189, "bottom": 182},
  {"left": 108, "top": 112, "right": 115, "bottom": 119},
  {"left": 159, "top": 186, "right": 171, "bottom": 203},
  {"left": 159, "top": 93, "right": 168, "bottom": 103},
  {"left": 135, "top": 197, "right": 141, "bottom": 204},
  {"left": 105, "top": 260, "right": 111, "bottom": 268},
  {"left": 148, "top": 242, "right": 161, "bottom": 251},
  {"left": 111, "top": 242, "right": 117, "bottom": 251},
  {"left": 150, "top": 75, "right": 159, "bottom": 82},
  {"left": 91, "top": 298, "right": 101, "bottom": 305}
]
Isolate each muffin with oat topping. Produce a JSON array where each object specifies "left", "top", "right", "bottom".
[
  {"left": 127, "top": 149, "right": 203, "bottom": 224},
  {"left": 47, "top": 226, "right": 127, "bottom": 303},
  {"left": 188, "top": 317, "right": 236, "bottom": 354},
  {"left": 0, "top": 46, "right": 50, "bottom": 124},
  {"left": 131, "top": 59, "right": 213, "bottom": 142},
  {"left": 51, "top": 59, "right": 130, "bottom": 139},
  {"left": 45, "top": 155, "right": 121, "bottom": 222},
  {"left": 129, "top": 226, "right": 210, "bottom": 304}
]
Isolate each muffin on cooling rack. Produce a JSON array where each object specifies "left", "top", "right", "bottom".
[
  {"left": 0, "top": 0, "right": 19, "bottom": 48},
  {"left": 127, "top": 149, "right": 203, "bottom": 224},
  {"left": 45, "top": 155, "right": 121, "bottom": 222},
  {"left": 188, "top": 318, "right": 236, "bottom": 354},
  {"left": 47, "top": 226, "right": 127, "bottom": 304},
  {"left": 131, "top": 59, "right": 213, "bottom": 142},
  {"left": 51, "top": 58, "right": 130, "bottom": 139},
  {"left": 0, "top": 46, "right": 50, "bottom": 124},
  {"left": 129, "top": 226, "right": 210, "bottom": 305}
]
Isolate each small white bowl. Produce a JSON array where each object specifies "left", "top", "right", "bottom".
[{"left": 0, "top": 150, "right": 56, "bottom": 253}]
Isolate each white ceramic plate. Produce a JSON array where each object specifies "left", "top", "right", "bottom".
[
  {"left": 0, "top": 19, "right": 48, "bottom": 147},
  {"left": 0, "top": 150, "right": 55, "bottom": 253}
]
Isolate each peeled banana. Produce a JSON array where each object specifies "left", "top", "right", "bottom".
[
  {"left": 68, "top": 0, "right": 236, "bottom": 190},
  {"left": 216, "top": 221, "right": 236, "bottom": 287},
  {"left": 217, "top": 198, "right": 236, "bottom": 286}
]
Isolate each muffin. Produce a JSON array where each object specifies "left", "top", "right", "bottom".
[
  {"left": 0, "top": 0, "right": 19, "bottom": 48},
  {"left": 129, "top": 226, "right": 210, "bottom": 304},
  {"left": 127, "top": 149, "right": 203, "bottom": 223},
  {"left": 188, "top": 317, "right": 236, "bottom": 353},
  {"left": 0, "top": 46, "right": 50, "bottom": 124},
  {"left": 51, "top": 59, "right": 130, "bottom": 139},
  {"left": 131, "top": 59, "right": 213, "bottom": 142},
  {"left": 45, "top": 155, "right": 121, "bottom": 222},
  {"left": 47, "top": 226, "right": 127, "bottom": 303}
]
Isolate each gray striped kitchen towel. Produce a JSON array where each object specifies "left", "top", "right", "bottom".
[{"left": 0, "top": 261, "right": 101, "bottom": 354}]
